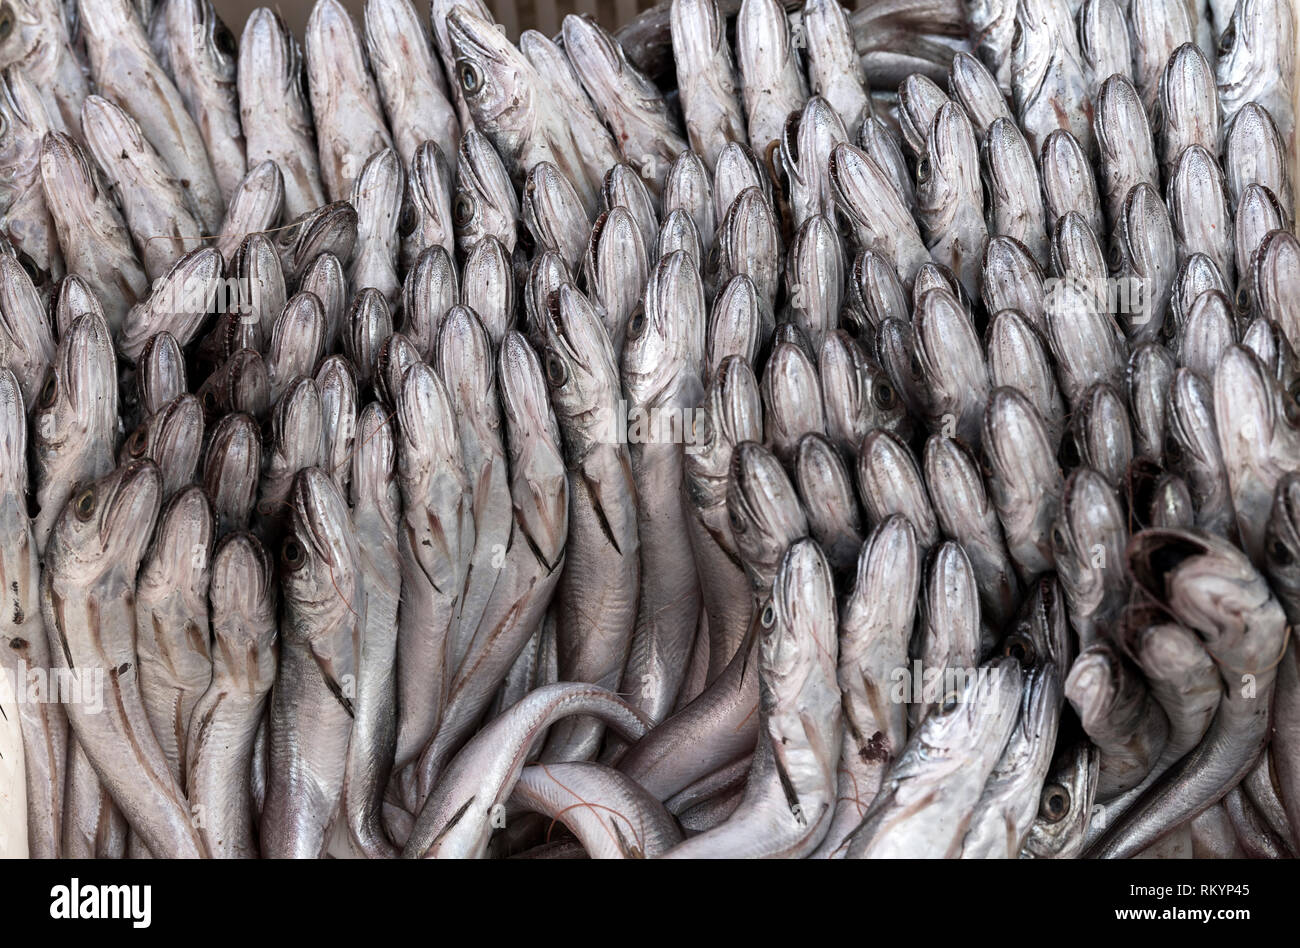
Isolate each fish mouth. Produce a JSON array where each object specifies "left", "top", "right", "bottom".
[
  {"left": 291, "top": 467, "right": 347, "bottom": 569},
  {"left": 447, "top": 5, "right": 513, "bottom": 70},
  {"left": 103, "top": 460, "right": 163, "bottom": 561}
]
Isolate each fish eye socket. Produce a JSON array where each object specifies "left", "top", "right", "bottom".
[
  {"left": 916, "top": 156, "right": 930, "bottom": 182},
  {"left": 397, "top": 201, "right": 418, "bottom": 237},
  {"left": 1051, "top": 524, "right": 1068, "bottom": 551},
  {"left": 126, "top": 427, "right": 148, "bottom": 457},
  {"left": 542, "top": 349, "right": 568, "bottom": 388},
  {"left": 728, "top": 504, "right": 746, "bottom": 534},
  {"left": 74, "top": 488, "right": 96, "bottom": 522},
  {"left": 1268, "top": 538, "right": 1293, "bottom": 566},
  {"left": 281, "top": 537, "right": 306, "bottom": 571},
  {"left": 453, "top": 192, "right": 476, "bottom": 227},
  {"left": 1218, "top": 21, "right": 1235, "bottom": 54},
  {"left": 214, "top": 22, "right": 237, "bottom": 58},
  {"left": 0, "top": 6, "right": 13, "bottom": 41},
  {"left": 1235, "top": 283, "right": 1251, "bottom": 313},
  {"left": 278, "top": 220, "right": 302, "bottom": 246},
  {"left": 458, "top": 62, "right": 483, "bottom": 94},
  {"left": 939, "top": 690, "right": 960, "bottom": 713},
  {"left": 627, "top": 307, "right": 647, "bottom": 340},
  {"left": 37, "top": 373, "right": 57, "bottom": 409},
  {"left": 760, "top": 601, "right": 776, "bottom": 627},
  {"left": 1040, "top": 784, "right": 1070, "bottom": 822},
  {"left": 1003, "top": 633, "right": 1035, "bottom": 667},
  {"left": 872, "top": 379, "right": 896, "bottom": 410}
]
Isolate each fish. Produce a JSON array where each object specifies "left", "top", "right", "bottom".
[
  {"left": 238, "top": 8, "right": 326, "bottom": 220},
  {"left": 160, "top": 0, "right": 246, "bottom": 201},
  {"left": 0, "top": 0, "right": 87, "bottom": 135},
  {"left": 845, "top": 658, "right": 1023, "bottom": 858},
  {"left": 186, "top": 531, "right": 277, "bottom": 857},
  {"left": 303, "top": 0, "right": 393, "bottom": 204},
  {"left": 363, "top": 0, "right": 458, "bottom": 171},
  {"left": 734, "top": 0, "right": 806, "bottom": 160},
  {"left": 260, "top": 467, "right": 360, "bottom": 858},
  {"left": 78, "top": 0, "right": 223, "bottom": 229},
  {"left": 663, "top": 540, "right": 841, "bottom": 858},
  {"left": 42, "top": 459, "right": 206, "bottom": 857},
  {"left": 0, "top": 65, "right": 63, "bottom": 278}
]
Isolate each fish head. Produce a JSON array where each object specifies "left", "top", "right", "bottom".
[
  {"left": 47, "top": 459, "right": 162, "bottom": 580},
  {"left": 539, "top": 281, "right": 620, "bottom": 464},
  {"left": 447, "top": 5, "right": 536, "bottom": 138},
  {"left": 726, "top": 440, "right": 809, "bottom": 591}
]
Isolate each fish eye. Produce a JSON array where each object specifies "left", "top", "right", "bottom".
[
  {"left": 74, "top": 488, "right": 96, "bottom": 522},
  {"left": 280, "top": 537, "right": 306, "bottom": 571},
  {"left": 37, "top": 371, "right": 57, "bottom": 409},
  {"left": 126, "top": 426, "right": 148, "bottom": 458},
  {"left": 201, "top": 387, "right": 218, "bottom": 413},
  {"left": 1235, "top": 282, "right": 1251, "bottom": 315},
  {"left": 1040, "top": 784, "right": 1070, "bottom": 823},
  {"left": 1051, "top": 524, "right": 1068, "bottom": 551},
  {"left": 626, "top": 306, "right": 647, "bottom": 340},
  {"left": 453, "top": 192, "right": 476, "bottom": 227},
  {"left": 542, "top": 349, "right": 568, "bottom": 388},
  {"left": 0, "top": 5, "right": 13, "bottom": 41},
  {"left": 760, "top": 601, "right": 776, "bottom": 627},
  {"left": 939, "top": 689, "right": 961, "bottom": 712},
  {"left": 728, "top": 504, "right": 747, "bottom": 534},
  {"left": 1163, "top": 432, "right": 1183, "bottom": 465},
  {"left": 1003, "top": 633, "right": 1036, "bottom": 667},
  {"left": 397, "top": 200, "right": 418, "bottom": 237},
  {"left": 872, "top": 379, "right": 896, "bottom": 410},
  {"left": 458, "top": 61, "right": 483, "bottom": 95},
  {"left": 1268, "top": 537, "right": 1293, "bottom": 566},
  {"left": 213, "top": 21, "right": 237, "bottom": 59},
  {"left": 1106, "top": 240, "right": 1125, "bottom": 274},
  {"left": 1218, "top": 21, "right": 1235, "bottom": 55},
  {"left": 17, "top": 251, "right": 42, "bottom": 282},
  {"left": 916, "top": 156, "right": 930, "bottom": 183}
]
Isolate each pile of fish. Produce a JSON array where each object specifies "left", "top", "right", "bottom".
[{"left": 0, "top": 0, "right": 1297, "bottom": 860}]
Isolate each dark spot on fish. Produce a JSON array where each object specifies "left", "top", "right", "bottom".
[
  {"left": 11, "top": 604, "right": 21, "bottom": 625},
  {"left": 115, "top": 662, "right": 131, "bottom": 678},
  {"left": 8, "top": 637, "right": 26, "bottom": 651},
  {"left": 860, "top": 730, "right": 889, "bottom": 762}
]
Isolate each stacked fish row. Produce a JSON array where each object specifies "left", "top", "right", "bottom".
[{"left": 0, "top": 0, "right": 1297, "bottom": 860}]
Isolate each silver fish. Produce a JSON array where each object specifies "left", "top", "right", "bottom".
[
  {"left": 1094, "top": 75, "right": 1158, "bottom": 234},
  {"left": 216, "top": 161, "right": 284, "bottom": 266},
  {"left": 1078, "top": 0, "right": 1130, "bottom": 95},
  {"left": 399, "top": 245, "right": 457, "bottom": 362},
  {"left": 982, "top": 117, "right": 1048, "bottom": 266},
  {"left": 762, "top": 338, "right": 825, "bottom": 464},
  {"left": 161, "top": 0, "right": 245, "bottom": 201},
  {"left": 670, "top": 0, "right": 746, "bottom": 169},
  {"left": 78, "top": 0, "right": 222, "bottom": 229},
  {"left": 897, "top": 74, "right": 949, "bottom": 159},
  {"left": 1128, "top": 342, "right": 1176, "bottom": 460},
  {"left": 664, "top": 540, "right": 840, "bottom": 859},
  {"left": 948, "top": 52, "right": 1012, "bottom": 139},
  {"left": 202, "top": 411, "right": 260, "bottom": 534},
  {"left": 912, "top": 286, "right": 989, "bottom": 447},
  {"left": 716, "top": 186, "right": 780, "bottom": 306},
  {"left": 983, "top": 386, "right": 1063, "bottom": 575},
  {"left": 781, "top": 96, "right": 848, "bottom": 231},
  {"left": 1159, "top": 44, "right": 1220, "bottom": 176},
  {"left": 856, "top": 427, "right": 940, "bottom": 553},
  {"left": 986, "top": 307, "right": 1066, "bottom": 446},
  {"left": 363, "top": 0, "right": 457, "bottom": 170},
  {"left": 1166, "top": 366, "right": 1237, "bottom": 539},
  {"left": 819, "top": 329, "right": 909, "bottom": 455},
  {"left": 845, "top": 658, "right": 1022, "bottom": 858},
  {"left": 261, "top": 467, "right": 360, "bottom": 858},
  {"left": 1009, "top": 0, "right": 1093, "bottom": 156},
  {"left": 830, "top": 141, "right": 931, "bottom": 289},
  {"left": 0, "top": 65, "right": 62, "bottom": 277},
  {"left": 0, "top": 367, "right": 64, "bottom": 857},
  {"left": 1021, "top": 742, "right": 1099, "bottom": 858},
  {"left": 303, "top": 0, "right": 393, "bottom": 204},
  {"left": 186, "top": 531, "right": 277, "bottom": 857},
  {"left": 118, "top": 246, "right": 221, "bottom": 363},
  {"left": 395, "top": 144, "right": 455, "bottom": 273},
  {"left": 734, "top": 0, "right": 807, "bottom": 159},
  {"left": 39, "top": 131, "right": 147, "bottom": 332},
  {"left": 1224, "top": 103, "right": 1293, "bottom": 218},
  {"left": 522, "top": 161, "right": 591, "bottom": 272},
  {"left": 1039, "top": 129, "right": 1104, "bottom": 239},
  {"left": 916, "top": 102, "right": 986, "bottom": 299},
  {"left": 0, "top": 253, "right": 54, "bottom": 406},
  {"left": 663, "top": 150, "right": 716, "bottom": 258},
  {"left": 237, "top": 8, "right": 326, "bottom": 220},
  {"left": 1215, "top": 0, "right": 1295, "bottom": 150},
  {"left": 349, "top": 146, "right": 403, "bottom": 303},
  {"left": 537, "top": 283, "right": 641, "bottom": 762},
  {"left": 1129, "top": 0, "right": 1193, "bottom": 113},
  {"left": 30, "top": 311, "right": 116, "bottom": 553},
  {"left": 0, "top": 0, "right": 87, "bottom": 135}
]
